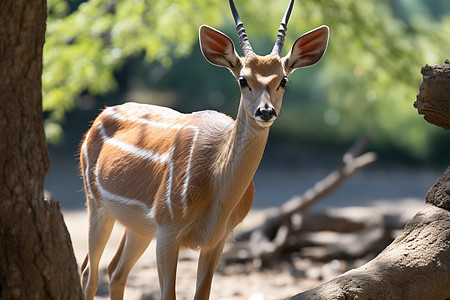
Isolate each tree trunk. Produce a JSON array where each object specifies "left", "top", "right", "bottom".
[
  {"left": 289, "top": 61, "right": 450, "bottom": 299},
  {"left": 289, "top": 168, "right": 450, "bottom": 300},
  {"left": 0, "top": 1, "right": 82, "bottom": 299},
  {"left": 414, "top": 60, "right": 450, "bottom": 129}
]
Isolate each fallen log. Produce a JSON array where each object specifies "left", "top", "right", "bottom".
[
  {"left": 294, "top": 226, "right": 388, "bottom": 262},
  {"left": 223, "top": 137, "right": 377, "bottom": 267},
  {"left": 290, "top": 61, "right": 450, "bottom": 299},
  {"left": 289, "top": 169, "right": 450, "bottom": 300},
  {"left": 414, "top": 60, "right": 450, "bottom": 129}
]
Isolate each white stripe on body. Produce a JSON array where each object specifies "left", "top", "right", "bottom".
[
  {"left": 88, "top": 108, "right": 200, "bottom": 220},
  {"left": 83, "top": 133, "right": 153, "bottom": 219},
  {"left": 165, "top": 146, "right": 175, "bottom": 219},
  {"left": 95, "top": 173, "right": 155, "bottom": 220},
  {"left": 106, "top": 107, "right": 198, "bottom": 131},
  {"left": 181, "top": 127, "right": 199, "bottom": 214},
  {"left": 82, "top": 131, "right": 95, "bottom": 200},
  {"left": 97, "top": 122, "right": 171, "bottom": 164}
]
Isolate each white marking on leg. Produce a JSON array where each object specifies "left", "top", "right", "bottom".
[{"left": 181, "top": 127, "right": 199, "bottom": 215}]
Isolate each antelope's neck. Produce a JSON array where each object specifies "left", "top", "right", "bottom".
[{"left": 214, "top": 100, "right": 270, "bottom": 209}]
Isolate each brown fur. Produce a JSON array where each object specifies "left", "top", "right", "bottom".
[{"left": 80, "top": 22, "right": 329, "bottom": 300}]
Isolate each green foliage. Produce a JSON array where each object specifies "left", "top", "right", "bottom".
[
  {"left": 44, "top": 0, "right": 449, "bottom": 161},
  {"left": 44, "top": 0, "right": 226, "bottom": 141},
  {"left": 272, "top": 0, "right": 450, "bottom": 160}
]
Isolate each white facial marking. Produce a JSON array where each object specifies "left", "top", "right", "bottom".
[{"left": 255, "top": 119, "right": 275, "bottom": 128}]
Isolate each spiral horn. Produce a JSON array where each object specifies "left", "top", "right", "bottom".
[
  {"left": 272, "top": 0, "right": 294, "bottom": 56},
  {"left": 229, "top": 0, "right": 255, "bottom": 58}
]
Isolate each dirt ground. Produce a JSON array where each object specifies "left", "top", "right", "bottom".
[
  {"left": 64, "top": 194, "right": 426, "bottom": 299},
  {"left": 65, "top": 210, "right": 329, "bottom": 300}
]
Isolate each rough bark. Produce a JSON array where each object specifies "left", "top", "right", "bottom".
[
  {"left": 289, "top": 168, "right": 450, "bottom": 300},
  {"left": 0, "top": 1, "right": 81, "bottom": 299},
  {"left": 414, "top": 60, "right": 450, "bottom": 129},
  {"left": 289, "top": 62, "right": 450, "bottom": 299}
]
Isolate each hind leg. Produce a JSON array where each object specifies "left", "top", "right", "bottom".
[
  {"left": 81, "top": 204, "right": 115, "bottom": 300},
  {"left": 108, "top": 229, "right": 153, "bottom": 300}
]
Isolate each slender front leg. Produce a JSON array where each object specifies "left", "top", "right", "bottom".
[
  {"left": 156, "top": 228, "right": 180, "bottom": 300},
  {"left": 194, "top": 240, "right": 226, "bottom": 300}
]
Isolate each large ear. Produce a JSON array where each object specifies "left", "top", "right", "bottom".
[
  {"left": 283, "top": 25, "right": 329, "bottom": 75},
  {"left": 199, "top": 25, "right": 240, "bottom": 71}
]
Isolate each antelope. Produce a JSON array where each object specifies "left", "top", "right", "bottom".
[{"left": 79, "top": 0, "right": 329, "bottom": 299}]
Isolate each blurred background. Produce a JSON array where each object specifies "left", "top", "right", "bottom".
[
  {"left": 44, "top": 0, "right": 450, "bottom": 210},
  {"left": 43, "top": 0, "right": 449, "bottom": 297}
]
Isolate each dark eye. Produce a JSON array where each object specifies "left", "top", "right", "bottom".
[
  {"left": 279, "top": 76, "right": 288, "bottom": 89},
  {"left": 238, "top": 76, "right": 250, "bottom": 90}
]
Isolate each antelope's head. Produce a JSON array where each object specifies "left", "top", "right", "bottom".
[{"left": 199, "top": 0, "right": 329, "bottom": 128}]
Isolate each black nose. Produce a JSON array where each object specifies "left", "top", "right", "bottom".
[{"left": 256, "top": 108, "right": 276, "bottom": 121}]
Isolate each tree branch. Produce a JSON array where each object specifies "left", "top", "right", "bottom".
[
  {"left": 289, "top": 60, "right": 450, "bottom": 298},
  {"left": 224, "top": 137, "right": 377, "bottom": 267}
]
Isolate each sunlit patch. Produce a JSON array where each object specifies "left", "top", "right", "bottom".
[{"left": 323, "top": 108, "right": 340, "bottom": 126}]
